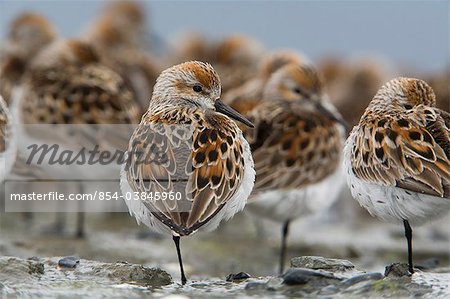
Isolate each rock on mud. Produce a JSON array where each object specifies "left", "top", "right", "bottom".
[
  {"left": 0, "top": 257, "right": 45, "bottom": 283},
  {"left": 0, "top": 256, "right": 172, "bottom": 298},
  {"left": 97, "top": 261, "right": 172, "bottom": 286},
  {"left": 291, "top": 256, "right": 355, "bottom": 271}
]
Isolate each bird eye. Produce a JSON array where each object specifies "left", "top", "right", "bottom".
[
  {"left": 404, "top": 104, "right": 413, "bottom": 110},
  {"left": 193, "top": 85, "right": 203, "bottom": 93}
]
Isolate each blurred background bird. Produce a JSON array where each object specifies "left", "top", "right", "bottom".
[
  {"left": 427, "top": 67, "right": 450, "bottom": 112},
  {"left": 11, "top": 38, "right": 141, "bottom": 237},
  {"left": 319, "top": 56, "right": 396, "bottom": 127},
  {"left": 224, "top": 50, "right": 306, "bottom": 114},
  {"left": 210, "top": 34, "right": 265, "bottom": 94},
  {"left": 238, "top": 62, "right": 347, "bottom": 273},
  {"left": 82, "top": 0, "right": 162, "bottom": 112},
  {"left": 0, "top": 0, "right": 448, "bottom": 288},
  {"left": 0, "top": 12, "right": 57, "bottom": 106}
]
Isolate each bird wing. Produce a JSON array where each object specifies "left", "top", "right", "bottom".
[
  {"left": 350, "top": 106, "right": 450, "bottom": 198},
  {"left": 125, "top": 108, "right": 246, "bottom": 235},
  {"left": 243, "top": 100, "right": 342, "bottom": 192},
  {"left": 18, "top": 64, "right": 141, "bottom": 155},
  {"left": 22, "top": 63, "right": 140, "bottom": 125}
]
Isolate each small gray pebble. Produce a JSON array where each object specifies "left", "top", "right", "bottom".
[
  {"left": 226, "top": 272, "right": 251, "bottom": 282},
  {"left": 58, "top": 256, "right": 80, "bottom": 269},
  {"left": 283, "top": 268, "right": 338, "bottom": 285}
]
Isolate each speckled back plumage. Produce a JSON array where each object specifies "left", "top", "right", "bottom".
[
  {"left": 19, "top": 39, "right": 141, "bottom": 125},
  {"left": 348, "top": 78, "right": 450, "bottom": 198},
  {"left": 121, "top": 61, "right": 255, "bottom": 236},
  {"left": 124, "top": 107, "right": 248, "bottom": 235},
  {"left": 243, "top": 63, "right": 344, "bottom": 193},
  {"left": 247, "top": 100, "right": 342, "bottom": 191}
]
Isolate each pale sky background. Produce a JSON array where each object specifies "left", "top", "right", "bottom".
[{"left": 1, "top": 0, "right": 449, "bottom": 73}]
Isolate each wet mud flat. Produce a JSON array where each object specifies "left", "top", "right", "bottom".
[
  {"left": 1, "top": 255, "right": 449, "bottom": 298},
  {"left": 0, "top": 209, "right": 449, "bottom": 298}
]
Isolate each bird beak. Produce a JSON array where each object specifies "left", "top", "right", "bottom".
[
  {"left": 313, "top": 100, "right": 350, "bottom": 131},
  {"left": 215, "top": 100, "right": 254, "bottom": 128}
]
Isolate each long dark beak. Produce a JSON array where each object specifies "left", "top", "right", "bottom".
[
  {"left": 312, "top": 100, "right": 350, "bottom": 131},
  {"left": 215, "top": 100, "right": 254, "bottom": 128}
]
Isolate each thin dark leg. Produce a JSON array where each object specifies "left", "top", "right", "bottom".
[
  {"left": 279, "top": 220, "right": 290, "bottom": 274},
  {"left": 173, "top": 235, "right": 187, "bottom": 285},
  {"left": 403, "top": 219, "right": 414, "bottom": 274},
  {"left": 75, "top": 184, "right": 85, "bottom": 238}
]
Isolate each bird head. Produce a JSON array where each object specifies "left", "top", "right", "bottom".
[
  {"left": 264, "top": 62, "right": 348, "bottom": 129},
  {"left": 150, "top": 61, "right": 253, "bottom": 127}
]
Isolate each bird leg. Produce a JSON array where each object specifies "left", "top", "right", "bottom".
[
  {"left": 279, "top": 219, "right": 291, "bottom": 274},
  {"left": 75, "top": 183, "right": 85, "bottom": 238},
  {"left": 173, "top": 235, "right": 187, "bottom": 285},
  {"left": 403, "top": 219, "right": 414, "bottom": 274}
]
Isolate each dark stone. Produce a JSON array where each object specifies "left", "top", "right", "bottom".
[
  {"left": 384, "top": 263, "right": 412, "bottom": 278},
  {"left": 282, "top": 268, "right": 339, "bottom": 286},
  {"left": 226, "top": 271, "right": 251, "bottom": 282},
  {"left": 58, "top": 256, "right": 80, "bottom": 269},
  {"left": 341, "top": 272, "right": 384, "bottom": 288}
]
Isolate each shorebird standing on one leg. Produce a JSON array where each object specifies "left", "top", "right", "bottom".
[
  {"left": 344, "top": 77, "right": 450, "bottom": 274},
  {"left": 120, "top": 61, "right": 255, "bottom": 284}
]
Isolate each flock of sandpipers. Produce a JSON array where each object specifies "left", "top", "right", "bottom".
[{"left": 0, "top": 1, "right": 449, "bottom": 285}]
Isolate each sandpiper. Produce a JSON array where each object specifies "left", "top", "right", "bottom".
[
  {"left": 12, "top": 39, "right": 141, "bottom": 237},
  {"left": 224, "top": 50, "right": 305, "bottom": 115},
  {"left": 344, "top": 77, "right": 450, "bottom": 274},
  {"left": 242, "top": 62, "right": 348, "bottom": 273},
  {"left": 120, "top": 61, "right": 255, "bottom": 284},
  {"left": 0, "top": 12, "right": 57, "bottom": 105}
]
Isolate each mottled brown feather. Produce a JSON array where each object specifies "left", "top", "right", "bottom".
[
  {"left": 243, "top": 100, "right": 342, "bottom": 192},
  {"left": 350, "top": 78, "right": 450, "bottom": 198},
  {"left": 125, "top": 107, "right": 245, "bottom": 235},
  {"left": 21, "top": 63, "right": 140, "bottom": 125}
]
